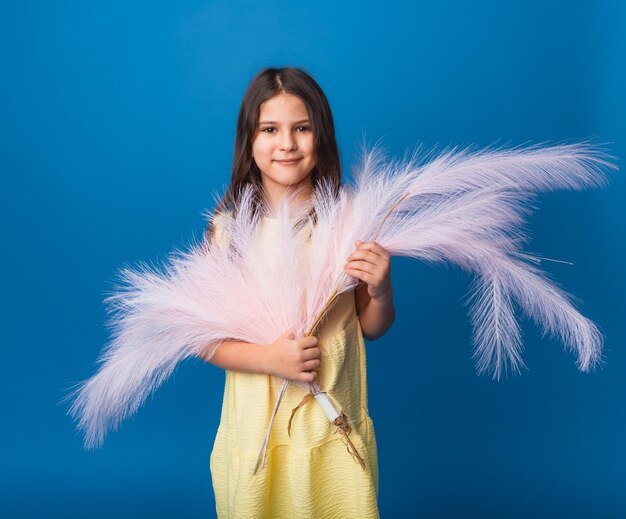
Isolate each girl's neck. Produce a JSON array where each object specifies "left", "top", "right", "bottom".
[{"left": 262, "top": 179, "right": 314, "bottom": 218}]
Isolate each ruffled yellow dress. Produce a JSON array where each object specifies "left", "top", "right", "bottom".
[{"left": 209, "top": 214, "right": 380, "bottom": 518}]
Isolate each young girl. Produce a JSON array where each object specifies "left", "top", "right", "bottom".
[{"left": 200, "top": 67, "right": 395, "bottom": 518}]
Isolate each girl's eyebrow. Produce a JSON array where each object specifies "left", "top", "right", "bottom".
[{"left": 258, "top": 119, "right": 311, "bottom": 124}]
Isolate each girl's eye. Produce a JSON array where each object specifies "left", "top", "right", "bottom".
[{"left": 259, "top": 126, "right": 311, "bottom": 134}]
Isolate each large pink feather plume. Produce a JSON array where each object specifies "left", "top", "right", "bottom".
[{"left": 62, "top": 140, "right": 616, "bottom": 452}]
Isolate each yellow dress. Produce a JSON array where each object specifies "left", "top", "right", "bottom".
[{"left": 209, "top": 214, "right": 380, "bottom": 518}]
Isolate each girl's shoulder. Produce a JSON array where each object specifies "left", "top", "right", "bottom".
[
  {"left": 212, "top": 209, "right": 234, "bottom": 228},
  {"left": 211, "top": 210, "right": 234, "bottom": 250}
]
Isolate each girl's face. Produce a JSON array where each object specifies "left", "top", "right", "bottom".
[{"left": 252, "top": 93, "right": 317, "bottom": 204}]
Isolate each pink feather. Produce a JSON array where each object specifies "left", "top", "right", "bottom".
[{"left": 62, "top": 140, "right": 616, "bottom": 453}]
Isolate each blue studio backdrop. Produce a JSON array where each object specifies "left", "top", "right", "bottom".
[{"left": 1, "top": 1, "right": 625, "bottom": 517}]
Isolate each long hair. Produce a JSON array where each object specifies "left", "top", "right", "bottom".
[{"left": 205, "top": 67, "right": 342, "bottom": 243}]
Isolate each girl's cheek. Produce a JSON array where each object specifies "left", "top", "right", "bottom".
[{"left": 252, "top": 139, "right": 273, "bottom": 159}]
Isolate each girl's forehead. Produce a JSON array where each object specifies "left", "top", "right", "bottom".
[{"left": 258, "top": 93, "right": 309, "bottom": 122}]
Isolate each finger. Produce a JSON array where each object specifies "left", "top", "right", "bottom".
[
  {"left": 346, "top": 250, "right": 381, "bottom": 264},
  {"left": 300, "top": 336, "right": 319, "bottom": 348},
  {"left": 345, "top": 260, "right": 377, "bottom": 276},
  {"left": 356, "top": 241, "right": 390, "bottom": 258},
  {"left": 344, "top": 267, "right": 376, "bottom": 286},
  {"left": 345, "top": 268, "right": 365, "bottom": 283},
  {"left": 303, "top": 347, "right": 321, "bottom": 361},
  {"left": 297, "top": 371, "right": 317, "bottom": 382},
  {"left": 303, "top": 358, "right": 321, "bottom": 370}
]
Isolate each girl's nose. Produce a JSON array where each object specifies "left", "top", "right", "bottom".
[{"left": 280, "top": 134, "right": 297, "bottom": 151}]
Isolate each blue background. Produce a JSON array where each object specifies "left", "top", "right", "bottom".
[{"left": 2, "top": 1, "right": 625, "bottom": 517}]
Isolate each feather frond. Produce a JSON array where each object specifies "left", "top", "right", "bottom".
[{"left": 62, "top": 140, "right": 616, "bottom": 450}]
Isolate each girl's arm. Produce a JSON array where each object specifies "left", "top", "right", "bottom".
[
  {"left": 200, "top": 339, "right": 272, "bottom": 375},
  {"left": 345, "top": 240, "right": 395, "bottom": 340},
  {"left": 199, "top": 332, "right": 321, "bottom": 383}
]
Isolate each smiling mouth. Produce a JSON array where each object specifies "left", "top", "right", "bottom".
[{"left": 274, "top": 158, "right": 302, "bottom": 165}]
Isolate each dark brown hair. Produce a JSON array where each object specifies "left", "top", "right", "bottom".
[{"left": 204, "top": 67, "right": 342, "bottom": 244}]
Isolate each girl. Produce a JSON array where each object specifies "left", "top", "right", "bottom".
[{"left": 200, "top": 67, "right": 394, "bottom": 518}]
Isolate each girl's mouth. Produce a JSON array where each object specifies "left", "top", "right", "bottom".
[{"left": 274, "top": 158, "right": 302, "bottom": 166}]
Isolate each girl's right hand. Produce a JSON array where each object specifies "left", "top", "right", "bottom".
[{"left": 265, "top": 330, "right": 321, "bottom": 383}]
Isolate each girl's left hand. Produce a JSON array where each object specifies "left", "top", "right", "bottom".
[{"left": 344, "top": 240, "right": 392, "bottom": 300}]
